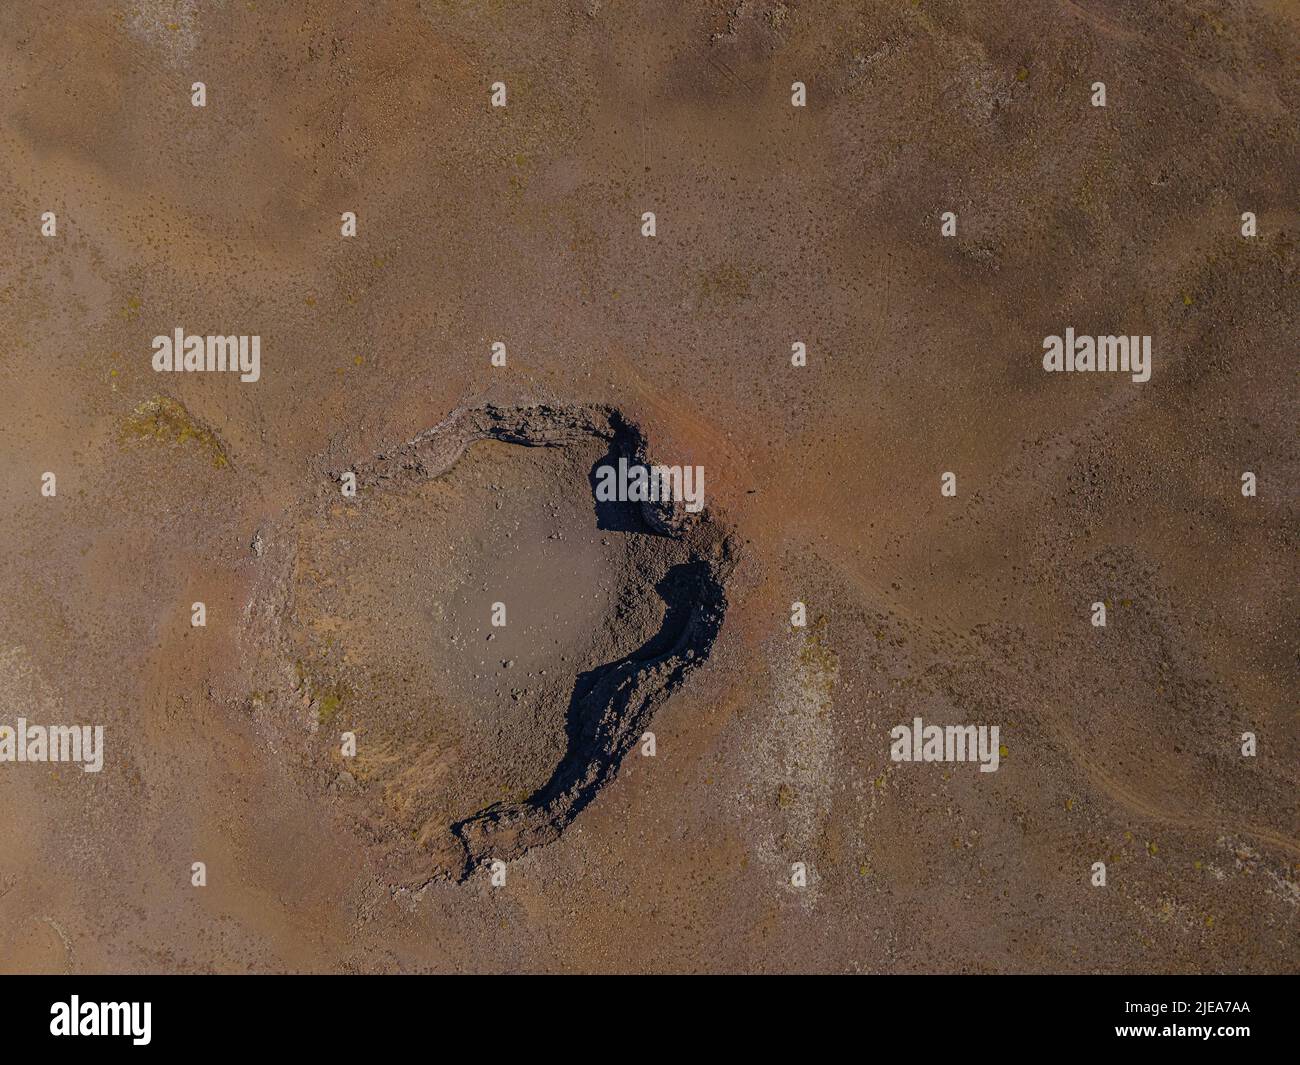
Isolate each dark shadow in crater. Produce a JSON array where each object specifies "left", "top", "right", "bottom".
[
  {"left": 584, "top": 408, "right": 682, "bottom": 537},
  {"left": 536, "top": 561, "right": 715, "bottom": 813},
  {"left": 449, "top": 559, "right": 727, "bottom": 880},
  {"left": 586, "top": 436, "right": 649, "bottom": 534}
]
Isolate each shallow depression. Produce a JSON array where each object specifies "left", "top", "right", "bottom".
[{"left": 262, "top": 405, "right": 734, "bottom": 882}]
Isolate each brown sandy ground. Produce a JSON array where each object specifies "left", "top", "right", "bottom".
[{"left": 0, "top": 1, "right": 1295, "bottom": 972}]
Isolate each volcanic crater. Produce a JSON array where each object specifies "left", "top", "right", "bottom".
[{"left": 248, "top": 405, "right": 734, "bottom": 882}]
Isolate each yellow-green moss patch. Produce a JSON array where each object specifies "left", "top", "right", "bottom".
[{"left": 120, "top": 396, "right": 229, "bottom": 469}]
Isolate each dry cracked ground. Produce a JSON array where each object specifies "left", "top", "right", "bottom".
[{"left": 0, "top": 1, "right": 1296, "bottom": 973}]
